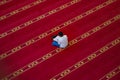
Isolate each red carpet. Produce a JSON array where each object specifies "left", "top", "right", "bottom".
[{"left": 0, "top": 0, "right": 120, "bottom": 80}]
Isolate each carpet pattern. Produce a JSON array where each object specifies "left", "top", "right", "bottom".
[{"left": 0, "top": 0, "right": 120, "bottom": 80}]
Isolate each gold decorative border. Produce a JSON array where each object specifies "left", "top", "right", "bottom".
[
  {"left": 99, "top": 65, "right": 120, "bottom": 80},
  {"left": 1, "top": 13, "right": 120, "bottom": 80},
  {"left": 50, "top": 37, "right": 120, "bottom": 80},
  {"left": 0, "top": 0, "right": 46, "bottom": 21},
  {"left": 0, "top": 0, "right": 12, "bottom": 6},
  {"left": 0, "top": 0, "right": 81, "bottom": 38},
  {"left": 0, "top": 0, "right": 116, "bottom": 60}
]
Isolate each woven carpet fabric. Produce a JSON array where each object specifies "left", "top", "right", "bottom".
[{"left": 0, "top": 0, "right": 120, "bottom": 80}]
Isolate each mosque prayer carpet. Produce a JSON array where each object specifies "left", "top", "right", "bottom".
[{"left": 0, "top": 0, "right": 120, "bottom": 80}]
